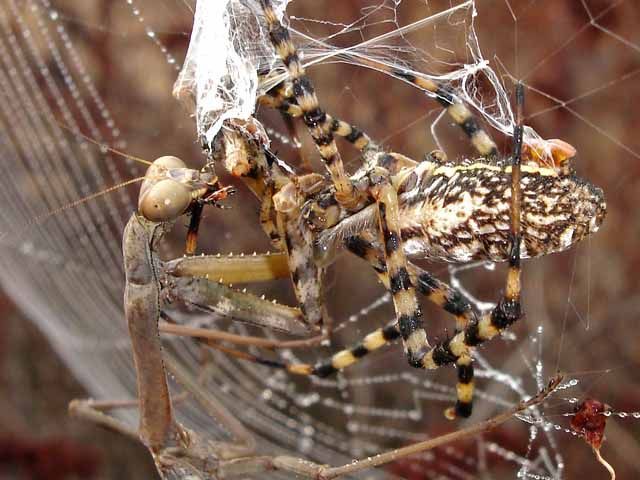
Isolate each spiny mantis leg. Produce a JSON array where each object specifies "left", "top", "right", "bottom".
[
  {"left": 163, "top": 251, "right": 330, "bottom": 339},
  {"left": 162, "top": 275, "right": 312, "bottom": 337},
  {"left": 164, "top": 251, "right": 290, "bottom": 284}
]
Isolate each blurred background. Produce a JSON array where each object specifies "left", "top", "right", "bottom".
[{"left": 1, "top": 0, "right": 639, "bottom": 478}]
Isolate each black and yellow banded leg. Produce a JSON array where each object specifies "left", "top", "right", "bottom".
[
  {"left": 262, "top": 86, "right": 417, "bottom": 175},
  {"left": 199, "top": 318, "right": 401, "bottom": 378},
  {"left": 390, "top": 71, "right": 498, "bottom": 158},
  {"left": 260, "top": 0, "right": 362, "bottom": 210},
  {"left": 431, "top": 83, "right": 498, "bottom": 158},
  {"left": 344, "top": 232, "right": 477, "bottom": 332},
  {"left": 452, "top": 355, "right": 474, "bottom": 419},
  {"left": 419, "top": 83, "right": 526, "bottom": 418},
  {"left": 258, "top": 82, "right": 310, "bottom": 170},
  {"left": 276, "top": 82, "right": 526, "bottom": 415},
  {"left": 348, "top": 54, "right": 498, "bottom": 157},
  {"left": 345, "top": 232, "right": 477, "bottom": 418},
  {"left": 352, "top": 55, "right": 498, "bottom": 158},
  {"left": 367, "top": 169, "right": 429, "bottom": 369},
  {"left": 259, "top": 81, "right": 376, "bottom": 154}
]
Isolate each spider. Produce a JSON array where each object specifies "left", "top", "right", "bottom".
[
  {"left": 172, "top": 0, "right": 605, "bottom": 420},
  {"left": 65, "top": 0, "right": 605, "bottom": 469}
]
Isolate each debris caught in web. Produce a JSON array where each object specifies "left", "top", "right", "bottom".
[{"left": 570, "top": 399, "right": 616, "bottom": 480}]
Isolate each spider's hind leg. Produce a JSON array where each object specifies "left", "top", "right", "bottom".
[
  {"left": 418, "top": 83, "right": 526, "bottom": 419},
  {"left": 344, "top": 232, "right": 479, "bottom": 419}
]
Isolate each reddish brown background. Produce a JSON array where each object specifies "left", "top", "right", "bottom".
[{"left": 1, "top": 1, "right": 639, "bottom": 479}]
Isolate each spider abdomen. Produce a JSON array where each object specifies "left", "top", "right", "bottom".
[{"left": 399, "top": 161, "right": 606, "bottom": 263}]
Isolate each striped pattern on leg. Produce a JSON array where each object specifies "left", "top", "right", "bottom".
[
  {"left": 390, "top": 70, "right": 498, "bottom": 157},
  {"left": 414, "top": 270, "right": 475, "bottom": 332},
  {"left": 206, "top": 296, "right": 520, "bottom": 417},
  {"left": 259, "top": 81, "right": 375, "bottom": 153},
  {"left": 260, "top": 1, "right": 361, "bottom": 209},
  {"left": 294, "top": 324, "right": 401, "bottom": 377},
  {"left": 369, "top": 173, "right": 429, "bottom": 368},
  {"left": 421, "top": 84, "right": 527, "bottom": 417},
  {"left": 202, "top": 323, "right": 401, "bottom": 378},
  {"left": 345, "top": 233, "right": 477, "bottom": 332}
]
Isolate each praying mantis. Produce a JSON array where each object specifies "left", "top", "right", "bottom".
[{"left": 63, "top": 124, "right": 562, "bottom": 479}]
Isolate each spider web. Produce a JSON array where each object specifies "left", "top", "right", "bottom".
[{"left": 0, "top": 0, "right": 638, "bottom": 478}]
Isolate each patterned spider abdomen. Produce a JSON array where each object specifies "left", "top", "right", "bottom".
[{"left": 399, "top": 161, "right": 606, "bottom": 262}]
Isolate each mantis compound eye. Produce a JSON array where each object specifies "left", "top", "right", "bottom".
[
  {"left": 148, "top": 155, "right": 186, "bottom": 171},
  {"left": 138, "top": 156, "right": 192, "bottom": 222},
  {"left": 139, "top": 178, "right": 192, "bottom": 222}
]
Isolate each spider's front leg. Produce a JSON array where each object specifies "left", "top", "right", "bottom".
[{"left": 260, "top": 0, "right": 365, "bottom": 210}]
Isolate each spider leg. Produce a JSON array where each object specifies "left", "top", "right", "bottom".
[
  {"left": 164, "top": 266, "right": 313, "bottom": 337},
  {"left": 260, "top": 0, "right": 363, "bottom": 209},
  {"left": 372, "top": 63, "right": 499, "bottom": 157},
  {"left": 260, "top": 60, "right": 498, "bottom": 160},
  {"left": 259, "top": 80, "right": 376, "bottom": 154},
  {"left": 409, "top": 83, "right": 525, "bottom": 418},
  {"left": 368, "top": 167, "right": 430, "bottom": 367},
  {"left": 344, "top": 232, "right": 476, "bottom": 332},
  {"left": 219, "top": 169, "right": 431, "bottom": 377},
  {"left": 342, "top": 234, "right": 479, "bottom": 418}
]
